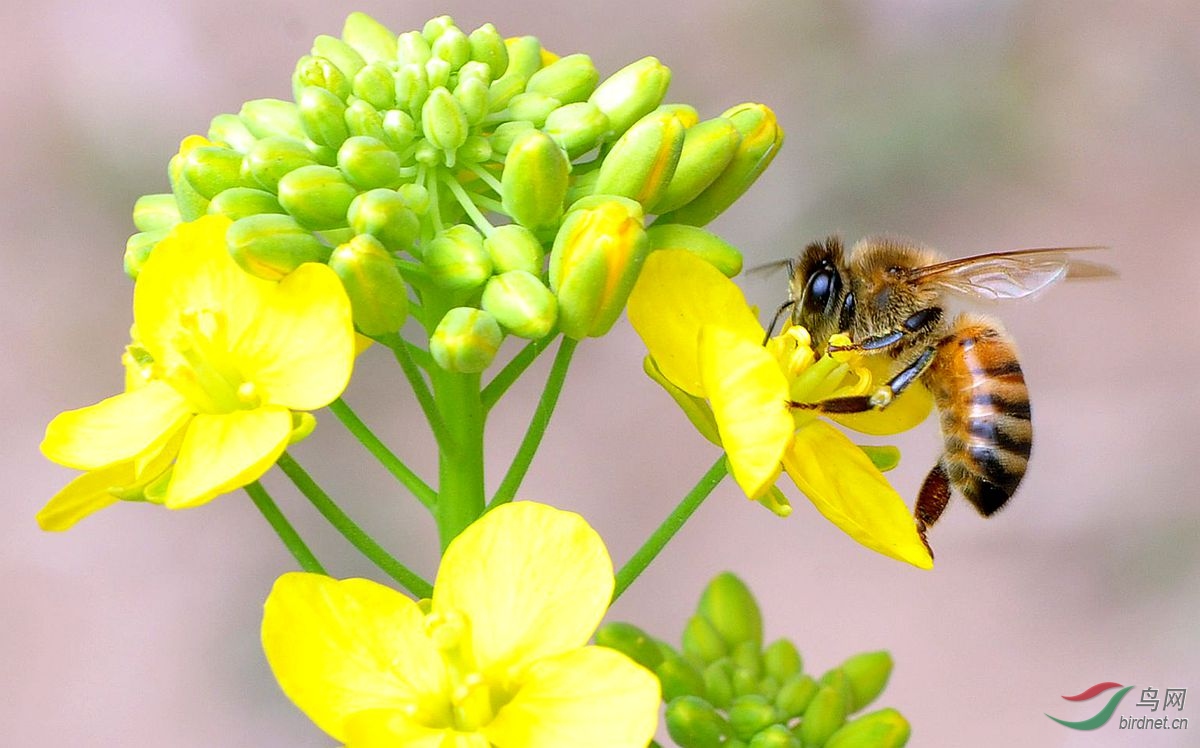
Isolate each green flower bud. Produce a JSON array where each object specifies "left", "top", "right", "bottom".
[
  {"left": 168, "top": 148, "right": 210, "bottom": 221},
  {"left": 824, "top": 708, "right": 911, "bottom": 748},
  {"left": 840, "top": 651, "right": 893, "bottom": 712},
  {"left": 683, "top": 614, "right": 729, "bottom": 666},
  {"left": 747, "top": 725, "right": 801, "bottom": 748},
  {"left": 859, "top": 444, "right": 901, "bottom": 472},
  {"left": 468, "top": 23, "right": 507, "bottom": 80},
  {"left": 207, "top": 187, "right": 284, "bottom": 220},
  {"left": 298, "top": 86, "right": 349, "bottom": 149},
  {"left": 731, "top": 640, "right": 763, "bottom": 681},
  {"left": 395, "top": 63, "right": 430, "bottom": 114},
  {"left": 397, "top": 184, "right": 430, "bottom": 215},
  {"left": 276, "top": 164, "right": 357, "bottom": 230},
  {"left": 564, "top": 166, "right": 601, "bottom": 204},
  {"left": 453, "top": 76, "right": 490, "bottom": 125},
  {"left": 763, "top": 639, "right": 803, "bottom": 683},
  {"left": 775, "top": 674, "right": 819, "bottom": 719},
  {"left": 239, "top": 98, "right": 305, "bottom": 141},
  {"left": 312, "top": 34, "right": 366, "bottom": 80},
  {"left": 658, "top": 103, "right": 783, "bottom": 227},
  {"left": 430, "top": 307, "right": 502, "bottom": 373},
  {"left": 654, "top": 117, "right": 742, "bottom": 214},
  {"left": 594, "top": 622, "right": 665, "bottom": 673},
  {"left": 657, "top": 103, "right": 700, "bottom": 127},
  {"left": 657, "top": 652, "right": 707, "bottom": 702},
  {"left": 338, "top": 136, "right": 403, "bottom": 189},
  {"left": 646, "top": 223, "right": 744, "bottom": 277},
  {"left": 124, "top": 229, "right": 168, "bottom": 278},
  {"left": 227, "top": 213, "right": 331, "bottom": 280},
  {"left": 728, "top": 695, "right": 778, "bottom": 742},
  {"left": 759, "top": 675, "right": 782, "bottom": 704},
  {"left": 348, "top": 188, "right": 421, "bottom": 254},
  {"left": 344, "top": 100, "right": 387, "bottom": 142},
  {"left": 481, "top": 224, "right": 542, "bottom": 275},
  {"left": 181, "top": 144, "right": 247, "bottom": 200},
  {"left": 352, "top": 63, "right": 397, "bottom": 110},
  {"left": 594, "top": 109, "right": 686, "bottom": 211},
  {"left": 382, "top": 109, "right": 417, "bottom": 150},
  {"left": 501, "top": 129, "right": 569, "bottom": 232},
  {"left": 243, "top": 136, "right": 318, "bottom": 192},
  {"left": 421, "top": 15, "right": 457, "bottom": 43},
  {"left": 820, "top": 667, "right": 853, "bottom": 709},
  {"left": 506, "top": 91, "right": 561, "bottom": 127},
  {"left": 342, "top": 12, "right": 397, "bottom": 64},
  {"left": 432, "top": 26, "right": 470, "bottom": 70},
  {"left": 487, "top": 73, "right": 526, "bottom": 113},
  {"left": 527, "top": 53, "right": 600, "bottom": 104},
  {"left": 289, "top": 411, "right": 317, "bottom": 444},
  {"left": 329, "top": 234, "right": 409, "bottom": 336},
  {"left": 588, "top": 56, "right": 671, "bottom": 139},
  {"left": 548, "top": 197, "right": 648, "bottom": 339},
  {"left": 458, "top": 60, "right": 492, "bottom": 86},
  {"left": 666, "top": 696, "right": 729, "bottom": 748},
  {"left": 422, "top": 86, "right": 470, "bottom": 160},
  {"left": 733, "top": 667, "right": 760, "bottom": 698},
  {"left": 503, "top": 36, "right": 543, "bottom": 81},
  {"left": 425, "top": 57, "right": 452, "bottom": 90},
  {"left": 396, "top": 30, "right": 432, "bottom": 66},
  {"left": 294, "top": 55, "right": 351, "bottom": 102},
  {"left": 207, "top": 113, "right": 257, "bottom": 153},
  {"left": 702, "top": 659, "right": 736, "bottom": 710},
  {"left": 304, "top": 139, "right": 338, "bottom": 166},
  {"left": 426, "top": 224, "right": 492, "bottom": 290},
  {"left": 489, "top": 120, "right": 535, "bottom": 155},
  {"left": 481, "top": 271, "right": 557, "bottom": 339},
  {"left": 133, "top": 193, "right": 181, "bottom": 232},
  {"left": 543, "top": 101, "right": 609, "bottom": 158},
  {"left": 699, "top": 572, "right": 763, "bottom": 650},
  {"left": 457, "top": 135, "right": 492, "bottom": 164},
  {"left": 799, "top": 686, "right": 847, "bottom": 747}
]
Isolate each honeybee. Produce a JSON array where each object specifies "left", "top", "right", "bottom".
[{"left": 777, "top": 236, "right": 1109, "bottom": 557}]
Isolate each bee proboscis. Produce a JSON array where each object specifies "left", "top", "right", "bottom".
[{"left": 777, "top": 236, "right": 1111, "bottom": 557}]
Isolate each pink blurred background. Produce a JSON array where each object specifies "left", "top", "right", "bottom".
[{"left": 5, "top": 1, "right": 1199, "bottom": 745}]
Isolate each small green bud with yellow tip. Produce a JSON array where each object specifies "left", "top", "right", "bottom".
[
  {"left": 294, "top": 55, "right": 351, "bottom": 101},
  {"left": 132, "top": 194, "right": 181, "bottom": 232},
  {"left": 484, "top": 224, "right": 543, "bottom": 274},
  {"left": 352, "top": 63, "right": 396, "bottom": 110},
  {"left": 820, "top": 667, "right": 855, "bottom": 712},
  {"left": 656, "top": 103, "right": 699, "bottom": 127},
  {"left": 699, "top": 572, "right": 763, "bottom": 650},
  {"left": 243, "top": 136, "right": 318, "bottom": 192},
  {"left": 207, "top": 113, "right": 257, "bottom": 153},
  {"left": 239, "top": 98, "right": 305, "bottom": 141},
  {"left": 588, "top": 56, "right": 671, "bottom": 139},
  {"left": 168, "top": 142, "right": 210, "bottom": 221},
  {"left": 503, "top": 36, "right": 543, "bottom": 81},
  {"left": 342, "top": 11, "right": 397, "bottom": 64},
  {"left": 799, "top": 685, "right": 848, "bottom": 747},
  {"left": 481, "top": 271, "right": 557, "bottom": 339},
  {"left": 666, "top": 696, "right": 729, "bottom": 748},
  {"left": 226, "top": 213, "right": 331, "bottom": 280},
  {"left": 594, "top": 621, "right": 665, "bottom": 673},
  {"left": 348, "top": 189, "right": 420, "bottom": 254},
  {"left": 527, "top": 53, "right": 600, "bottom": 104},
  {"left": 775, "top": 674, "right": 819, "bottom": 719},
  {"left": 468, "top": 23, "right": 507, "bottom": 79},
  {"left": 593, "top": 108, "right": 686, "bottom": 211},
  {"left": 763, "top": 639, "right": 803, "bottom": 683},
  {"left": 654, "top": 116, "right": 742, "bottom": 214},
  {"left": 298, "top": 86, "right": 349, "bottom": 149},
  {"left": 425, "top": 224, "right": 492, "bottom": 290},
  {"left": 840, "top": 651, "right": 893, "bottom": 712},
  {"left": 748, "top": 725, "right": 801, "bottom": 748},
  {"left": 337, "top": 136, "right": 402, "bottom": 189},
  {"left": 207, "top": 187, "right": 284, "bottom": 220},
  {"left": 646, "top": 223, "right": 743, "bottom": 277},
  {"left": 181, "top": 144, "right": 248, "bottom": 200},
  {"left": 548, "top": 196, "right": 648, "bottom": 339},
  {"left": 824, "top": 708, "right": 911, "bottom": 748},
  {"left": 501, "top": 129, "right": 569, "bottom": 232},
  {"left": 124, "top": 229, "right": 169, "bottom": 278},
  {"left": 728, "top": 695, "right": 778, "bottom": 742},
  {"left": 544, "top": 101, "right": 610, "bottom": 158},
  {"left": 329, "top": 234, "right": 409, "bottom": 336},
  {"left": 422, "top": 87, "right": 470, "bottom": 161},
  {"left": 430, "top": 307, "right": 503, "bottom": 373},
  {"left": 312, "top": 34, "right": 365, "bottom": 80},
  {"left": 276, "top": 164, "right": 357, "bottom": 231},
  {"left": 683, "top": 614, "right": 729, "bottom": 666}
]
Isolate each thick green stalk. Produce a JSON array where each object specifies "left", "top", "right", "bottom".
[
  {"left": 431, "top": 369, "right": 487, "bottom": 550},
  {"left": 612, "top": 456, "right": 728, "bottom": 601},
  {"left": 328, "top": 398, "right": 437, "bottom": 510},
  {"left": 245, "top": 481, "right": 325, "bottom": 573}
]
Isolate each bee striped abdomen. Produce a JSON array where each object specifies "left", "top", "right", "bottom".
[{"left": 927, "top": 315, "right": 1032, "bottom": 517}]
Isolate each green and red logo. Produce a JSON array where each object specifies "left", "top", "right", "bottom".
[{"left": 1046, "top": 682, "right": 1134, "bottom": 730}]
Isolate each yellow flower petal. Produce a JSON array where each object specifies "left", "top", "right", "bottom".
[
  {"left": 699, "top": 325, "right": 791, "bottom": 499},
  {"left": 627, "top": 249, "right": 763, "bottom": 397},
  {"left": 830, "top": 355, "right": 935, "bottom": 435},
  {"left": 36, "top": 462, "right": 134, "bottom": 531},
  {"left": 643, "top": 355, "right": 721, "bottom": 446},
  {"left": 261, "top": 573, "right": 447, "bottom": 743},
  {"left": 484, "top": 646, "right": 660, "bottom": 748},
  {"left": 165, "top": 407, "right": 291, "bottom": 508},
  {"left": 237, "top": 262, "right": 355, "bottom": 410},
  {"left": 344, "top": 711, "right": 483, "bottom": 748},
  {"left": 432, "top": 503, "right": 613, "bottom": 682},
  {"left": 782, "top": 421, "right": 932, "bottom": 569},
  {"left": 41, "top": 381, "right": 191, "bottom": 470}
]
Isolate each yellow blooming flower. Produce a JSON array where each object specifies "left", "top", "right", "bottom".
[
  {"left": 261, "top": 501, "right": 660, "bottom": 747},
  {"left": 627, "top": 249, "right": 934, "bottom": 568},
  {"left": 38, "top": 216, "right": 354, "bottom": 529}
]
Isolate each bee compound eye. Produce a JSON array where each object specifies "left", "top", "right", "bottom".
[{"left": 802, "top": 267, "right": 839, "bottom": 315}]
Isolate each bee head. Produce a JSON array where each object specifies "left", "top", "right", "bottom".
[{"left": 790, "top": 236, "right": 847, "bottom": 346}]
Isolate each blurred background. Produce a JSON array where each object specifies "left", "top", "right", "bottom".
[{"left": 4, "top": 1, "right": 1198, "bottom": 745}]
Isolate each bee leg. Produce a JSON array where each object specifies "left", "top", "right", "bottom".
[
  {"left": 789, "top": 346, "right": 937, "bottom": 413},
  {"left": 827, "top": 307, "right": 944, "bottom": 353},
  {"left": 762, "top": 299, "right": 796, "bottom": 345},
  {"left": 915, "top": 460, "right": 953, "bottom": 558}
]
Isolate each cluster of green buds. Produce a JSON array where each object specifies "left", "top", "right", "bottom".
[
  {"left": 598, "top": 573, "right": 912, "bottom": 748},
  {"left": 126, "top": 11, "right": 781, "bottom": 372}
]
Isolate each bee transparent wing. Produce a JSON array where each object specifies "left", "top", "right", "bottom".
[{"left": 910, "top": 246, "right": 1110, "bottom": 301}]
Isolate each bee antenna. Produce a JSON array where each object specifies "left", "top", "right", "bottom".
[{"left": 763, "top": 299, "right": 795, "bottom": 345}]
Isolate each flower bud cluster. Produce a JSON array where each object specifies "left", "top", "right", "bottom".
[
  {"left": 597, "top": 573, "right": 912, "bottom": 748},
  {"left": 128, "top": 12, "right": 782, "bottom": 372}
]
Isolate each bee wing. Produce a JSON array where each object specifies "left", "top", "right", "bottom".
[
  {"left": 746, "top": 258, "right": 794, "bottom": 279},
  {"left": 910, "top": 246, "right": 1112, "bottom": 301}
]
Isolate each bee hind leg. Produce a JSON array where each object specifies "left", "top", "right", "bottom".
[{"left": 915, "top": 460, "right": 953, "bottom": 559}]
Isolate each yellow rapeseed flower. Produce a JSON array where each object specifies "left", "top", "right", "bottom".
[
  {"left": 261, "top": 501, "right": 660, "bottom": 747},
  {"left": 38, "top": 216, "right": 354, "bottom": 529},
  {"left": 627, "top": 249, "right": 933, "bottom": 568}
]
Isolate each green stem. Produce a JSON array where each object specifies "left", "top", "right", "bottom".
[
  {"left": 480, "top": 333, "right": 557, "bottom": 412},
  {"left": 328, "top": 398, "right": 437, "bottom": 510},
  {"left": 489, "top": 337, "right": 578, "bottom": 509},
  {"left": 431, "top": 369, "right": 487, "bottom": 550},
  {"left": 245, "top": 481, "right": 325, "bottom": 574},
  {"left": 612, "top": 456, "right": 728, "bottom": 601},
  {"left": 444, "top": 177, "right": 495, "bottom": 236},
  {"left": 276, "top": 452, "right": 433, "bottom": 598},
  {"left": 381, "top": 332, "right": 450, "bottom": 448},
  {"left": 466, "top": 162, "right": 504, "bottom": 195}
]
